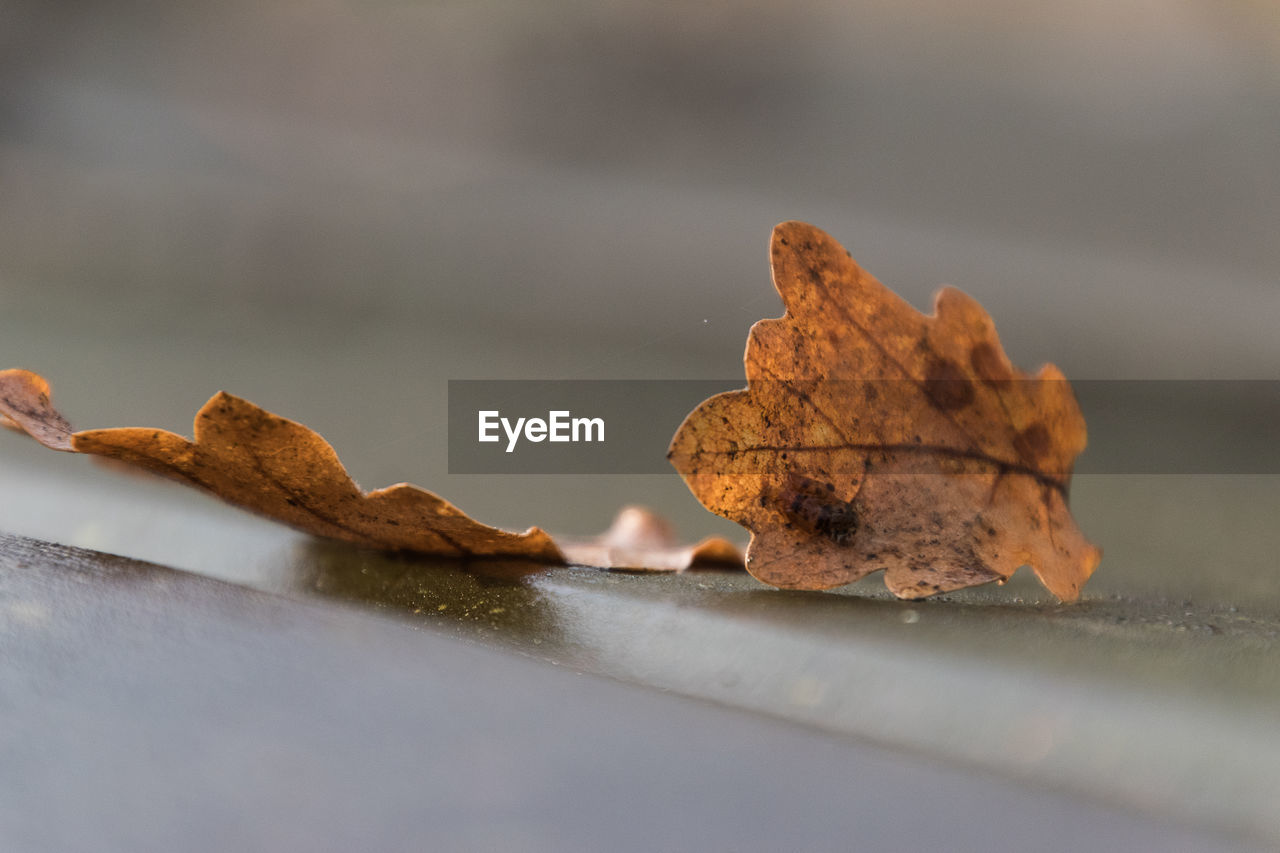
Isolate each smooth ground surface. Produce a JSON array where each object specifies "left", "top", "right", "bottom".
[
  {"left": 0, "top": 533, "right": 1269, "bottom": 853},
  {"left": 1, "top": 452, "right": 1279, "bottom": 849}
]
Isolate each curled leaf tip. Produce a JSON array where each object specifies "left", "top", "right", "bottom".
[{"left": 0, "top": 368, "right": 75, "bottom": 452}]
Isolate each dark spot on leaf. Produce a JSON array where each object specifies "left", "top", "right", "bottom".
[
  {"left": 968, "top": 341, "right": 1009, "bottom": 386},
  {"left": 775, "top": 473, "right": 860, "bottom": 545},
  {"left": 1014, "top": 423, "right": 1052, "bottom": 460},
  {"left": 923, "top": 355, "right": 975, "bottom": 411}
]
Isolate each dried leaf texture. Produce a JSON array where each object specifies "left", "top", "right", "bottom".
[
  {"left": 2, "top": 370, "right": 742, "bottom": 573},
  {"left": 668, "top": 222, "right": 1101, "bottom": 600},
  {"left": 0, "top": 371, "right": 561, "bottom": 561},
  {"left": 0, "top": 369, "right": 74, "bottom": 451},
  {"left": 560, "top": 506, "right": 744, "bottom": 571}
]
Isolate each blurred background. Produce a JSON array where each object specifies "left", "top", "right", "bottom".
[{"left": 1, "top": 0, "right": 1277, "bottom": 552}]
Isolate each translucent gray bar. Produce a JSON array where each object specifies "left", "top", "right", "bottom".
[{"left": 447, "top": 380, "right": 1280, "bottom": 475}]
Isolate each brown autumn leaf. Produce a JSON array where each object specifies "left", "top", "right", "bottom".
[
  {"left": 1, "top": 368, "right": 743, "bottom": 573},
  {"left": 560, "top": 505, "right": 743, "bottom": 571},
  {"left": 0, "top": 367, "right": 561, "bottom": 560},
  {"left": 668, "top": 222, "right": 1101, "bottom": 601}
]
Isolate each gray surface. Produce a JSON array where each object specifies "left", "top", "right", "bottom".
[
  {"left": 1, "top": 456, "right": 1278, "bottom": 847},
  {"left": 2, "top": 534, "right": 1257, "bottom": 853}
]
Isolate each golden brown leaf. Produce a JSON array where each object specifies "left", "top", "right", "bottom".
[
  {"left": 668, "top": 222, "right": 1101, "bottom": 600},
  {"left": 1, "top": 370, "right": 744, "bottom": 573},
  {"left": 0, "top": 370, "right": 561, "bottom": 560},
  {"left": 560, "top": 505, "right": 744, "bottom": 571}
]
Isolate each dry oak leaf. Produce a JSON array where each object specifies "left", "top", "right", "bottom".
[
  {"left": 560, "top": 505, "right": 743, "bottom": 571},
  {"left": 1, "top": 369, "right": 745, "bottom": 573},
  {"left": 667, "top": 222, "right": 1101, "bottom": 601},
  {"left": 0, "top": 368, "right": 561, "bottom": 561}
]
